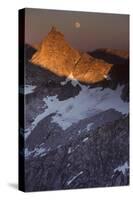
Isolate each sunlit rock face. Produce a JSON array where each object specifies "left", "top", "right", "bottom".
[
  {"left": 73, "top": 53, "right": 112, "bottom": 83},
  {"left": 31, "top": 27, "right": 112, "bottom": 83},
  {"left": 31, "top": 26, "right": 81, "bottom": 77}
]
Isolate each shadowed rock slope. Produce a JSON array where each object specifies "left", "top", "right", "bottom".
[
  {"left": 21, "top": 44, "right": 129, "bottom": 192},
  {"left": 25, "top": 115, "right": 129, "bottom": 192}
]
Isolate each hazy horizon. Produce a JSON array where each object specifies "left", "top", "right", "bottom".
[{"left": 25, "top": 8, "right": 129, "bottom": 52}]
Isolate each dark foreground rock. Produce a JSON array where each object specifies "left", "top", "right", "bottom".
[{"left": 25, "top": 115, "right": 129, "bottom": 192}]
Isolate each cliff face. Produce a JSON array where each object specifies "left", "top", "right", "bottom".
[{"left": 31, "top": 27, "right": 112, "bottom": 83}]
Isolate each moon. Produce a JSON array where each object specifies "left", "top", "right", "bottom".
[{"left": 75, "top": 22, "right": 80, "bottom": 29}]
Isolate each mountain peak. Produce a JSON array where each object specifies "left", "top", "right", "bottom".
[
  {"left": 31, "top": 26, "right": 81, "bottom": 77},
  {"left": 48, "top": 26, "right": 64, "bottom": 38},
  {"left": 50, "top": 26, "right": 58, "bottom": 33},
  {"left": 31, "top": 27, "right": 112, "bottom": 83}
]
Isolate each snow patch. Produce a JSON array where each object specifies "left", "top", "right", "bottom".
[
  {"left": 68, "top": 147, "right": 72, "bottom": 154},
  {"left": 61, "top": 73, "right": 79, "bottom": 87},
  {"left": 86, "top": 122, "right": 94, "bottom": 131},
  {"left": 25, "top": 146, "right": 50, "bottom": 158},
  {"left": 82, "top": 137, "right": 88, "bottom": 142},
  {"left": 67, "top": 171, "right": 83, "bottom": 185},
  {"left": 24, "top": 85, "right": 36, "bottom": 95},
  {"left": 60, "top": 78, "right": 70, "bottom": 86},
  {"left": 67, "top": 163, "right": 71, "bottom": 167},
  {"left": 25, "top": 148, "right": 34, "bottom": 158},
  {"left": 33, "top": 147, "right": 47, "bottom": 157},
  {"left": 114, "top": 162, "right": 129, "bottom": 175}
]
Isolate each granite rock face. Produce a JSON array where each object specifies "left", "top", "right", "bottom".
[{"left": 31, "top": 26, "right": 81, "bottom": 77}]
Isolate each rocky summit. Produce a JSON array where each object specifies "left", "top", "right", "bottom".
[
  {"left": 31, "top": 26, "right": 81, "bottom": 77},
  {"left": 31, "top": 27, "right": 112, "bottom": 83}
]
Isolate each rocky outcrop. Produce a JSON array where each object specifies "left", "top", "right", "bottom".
[{"left": 31, "top": 27, "right": 112, "bottom": 84}]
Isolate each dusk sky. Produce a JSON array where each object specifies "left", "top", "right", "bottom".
[{"left": 25, "top": 8, "right": 129, "bottom": 52}]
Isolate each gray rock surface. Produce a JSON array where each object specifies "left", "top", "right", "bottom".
[
  {"left": 25, "top": 116, "right": 129, "bottom": 191},
  {"left": 20, "top": 45, "right": 129, "bottom": 192}
]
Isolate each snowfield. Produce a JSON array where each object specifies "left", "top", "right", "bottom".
[
  {"left": 25, "top": 85, "right": 37, "bottom": 95},
  {"left": 25, "top": 79, "right": 129, "bottom": 139},
  {"left": 25, "top": 146, "right": 51, "bottom": 159},
  {"left": 114, "top": 162, "right": 129, "bottom": 175}
]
